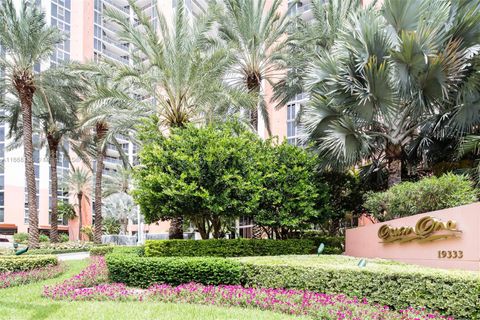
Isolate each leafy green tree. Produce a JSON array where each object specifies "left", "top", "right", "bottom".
[
  {"left": 214, "top": 0, "right": 290, "bottom": 131},
  {"left": 316, "top": 170, "right": 367, "bottom": 235},
  {"left": 301, "top": 0, "right": 480, "bottom": 187},
  {"left": 133, "top": 120, "right": 263, "bottom": 239},
  {"left": 0, "top": 0, "right": 63, "bottom": 248},
  {"left": 254, "top": 140, "right": 329, "bottom": 239}
]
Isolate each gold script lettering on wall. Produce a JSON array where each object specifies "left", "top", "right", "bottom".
[{"left": 378, "top": 216, "right": 462, "bottom": 243}]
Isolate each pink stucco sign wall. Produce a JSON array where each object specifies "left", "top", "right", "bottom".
[{"left": 345, "top": 202, "right": 480, "bottom": 270}]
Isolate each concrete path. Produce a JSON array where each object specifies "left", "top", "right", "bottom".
[{"left": 57, "top": 252, "right": 90, "bottom": 261}]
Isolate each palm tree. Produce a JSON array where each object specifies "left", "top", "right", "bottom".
[
  {"left": 0, "top": 0, "right": 63, "bottom": 248},
  {"left": 79, "top": 0, "right": 241, "bottom": 239},
  {"left": 34, "top": 67, "right": 83, "bottom": 242},
  {"left": 272, "top": 0, "right": 366, "bottom": 108},
  {"left": 214, "top": 0, "right": 290, "bottom": 132},
  {"left": 103, "top": 164, "right": 132, "bottom": 197},
  {"left": 301, "top": 0, "right": 480, "bottom": 187},
  {"left": 81, "top": 101, "right": 136, "bottom": 244},
  {"left": 64, "top": 167, "right": 92, "bottom": 241}
]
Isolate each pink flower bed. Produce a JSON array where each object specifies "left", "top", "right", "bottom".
[
  {"left": 43, "top": 257, "right": 453, "bottom": 320},
  {"left": 0, "top": 263, "right": 65, "bottom": 289},
  {"left": 43, "top": 256, "right": 108, "bottom": 299}
]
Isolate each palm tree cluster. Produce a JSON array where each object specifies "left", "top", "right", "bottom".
[{"left": 1, "top": 0, "right": 479, "bottom": 246}]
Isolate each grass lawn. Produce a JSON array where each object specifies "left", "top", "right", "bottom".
[{"left": 0, "top": 259, "right": 305, "bottom": 320}]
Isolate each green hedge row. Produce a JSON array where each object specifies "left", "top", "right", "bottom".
[
  {"left": 90, "top": 246, "right": 114, "bottom": 256},
  {"left": 241, "top": 260, "right": 479, "bottom": 319},
  {"left": 106, "top": 254, "right": 241, "bottom": 288},
  {"left": 0, "top": 255, "right": 58, "bottom": 273},
  {"left": 145, "top": 238, "right": 343, "bottom": 257},
  {"left": 26, "top": 248, "right": 89, "bottom": 255}
]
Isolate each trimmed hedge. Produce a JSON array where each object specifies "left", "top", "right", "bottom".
[
  {"left": 239, "top": 256, "right": 479, "bottom": 319},
  {"left": 145, "top": 238, "right": 343, "bottom": 257},
  {"left": 26, "top": 248, "right": 89, "bottom": 255},
  {"left": 90, "top": 246, "right": 114, "bottom": 256},
  {"left": 112, "top": 245, "right": 145, "bottom": 256},
  {"left": 0, "top": 255, "right": 58, "bottom": 273},
  {"left": 106, "top": 254, "right": 242, "bottom": 288}
]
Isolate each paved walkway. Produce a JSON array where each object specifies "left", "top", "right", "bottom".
[{"left": 57, "top": 251, "right": 90, "bottom": 261}]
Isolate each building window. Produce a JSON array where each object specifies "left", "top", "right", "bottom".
[
  {"left": 286, "top": 103, "right": 298, "bottom": 145},
  {"left": 51, "top": 0, "right": 71, "bottom": 66}
]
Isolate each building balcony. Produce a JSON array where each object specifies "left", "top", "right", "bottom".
[{"left": 103, "top": 0, "right": 129, "bottom": 15}]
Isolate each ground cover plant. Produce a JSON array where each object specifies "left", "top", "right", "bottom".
[
  {"left": 0, "top": 263, "right": 65, "bottom": 289},
  {"left": 44, "top": 257, "right": 454, "bottom": 320}
]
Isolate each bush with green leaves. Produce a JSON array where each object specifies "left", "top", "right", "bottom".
[
  {"left": 106, "top": 254, "right": 242, "bottom": 288},
  {"left": 144, "top": 238, "right": 343, "bottom": 258},
  {"left": 254, "top": 140, "right": 330, "bottom": 238},
  {"left": 112, "top": 245, "right": 145, "bottom": 256},
  {"left": 13, "top": 233, "right": 29, "bottom": 244},
  {"left": 0, "top": 255, "right": 58, "bottom": 273},
  {"left": 364, "top": 173, "right": 478, "bottom": 220},
  {"left": 59, "top": 234, "right": 69, "bottom": 243},
  {"left": 90, "top": 246, "right": 114, "bottom": 256},
  {"left": 238, "top": 255, "right": 479, "bottom": 319},
  {"left": 26, "top": 242, "right": 95, "bottom": 255},
  {"left": 39, "top": 234, "right": 49, "bottom": 243},
  {"left": 134, "top": 121, "right": 264, "bottom": 240}
]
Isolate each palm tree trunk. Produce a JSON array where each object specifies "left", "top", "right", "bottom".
[
  {"left": 169, "top": 216, "right": 184, "bottom": 239},
  {"left": 94, "top": 122, "right": 107, "bottom": 244},
  {"left": 78, "top": 193, "right": 82, "bottom": 241},
  {"left": 17, "top": 84, "right": 39, "bottom": 248},
  {"left": 247, "top": 80, "right": 260, "bottom": 132},
  {"left": 386, "top": 143, "right": 402, "bottom": 187},
  {"left": 47, "top": 136, "right": 59, "bottom": 243}
]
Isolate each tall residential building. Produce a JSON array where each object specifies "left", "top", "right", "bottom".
[{"left": 0, "top": 0, "right": 207, "bottom": 239}]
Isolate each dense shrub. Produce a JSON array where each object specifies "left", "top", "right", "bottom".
[
  {"left": 26, "top": 242, "right": 95, "bottom": 255},
  {"left": 239, "top": 256, "right": 479, "bottom": 319},
  {"left": 134, "top": 121, "right": 264, "bottom": 240},
  {"left": 144, "top": 238, "right": 343, "bottom": 257},
  {"left": 0, "top": 255, "right": 58, "bottom": 273},
  {"left": 39, "top": 234, "right": 50, "bottom": 242},
  {"left": 90, "top": 246, "right": 114, "bottom": 256},
  {"left": 106, "top": 254, "right": 242, "bottom": 288},
  {"left": 59, "top": 234, "right": 69, "bottom": 243},
  {"left": 13, "top": 232, "right": 29, "bottom": 244},
  {"left": 364, "top": 173, "right": 478, "bottom": 220},
  {"left": 112, "top": 245, "right": 144, "bottom": 256},
  {"left": 254, "top": 141, "right": 330, "bottom": 239}
]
